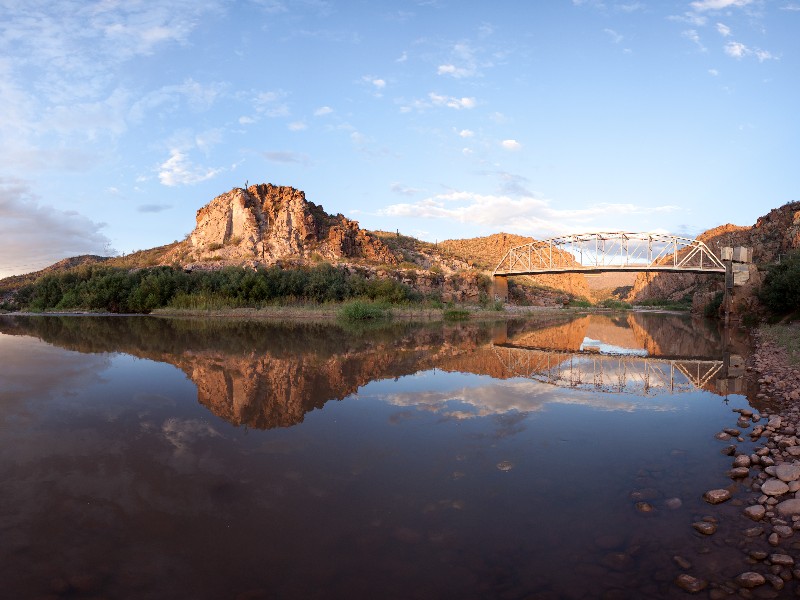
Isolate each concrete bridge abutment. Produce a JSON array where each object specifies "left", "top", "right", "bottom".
[{"left": 492, "top": 275, "right": 508, "bottom": 302}]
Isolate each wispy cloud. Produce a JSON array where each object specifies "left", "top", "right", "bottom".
[
  {"left": 313, "top": 106, "right": 333, "bottom": 116},
  {"left": 137, "top": 204, "right": 172, "bottom": 213},
  {"left": 690, "top": 0, "right": 753, "bottom": 10},
  {"left": 501, "top": 139, "right": 522, "bottom": 151},
  {"left": 262, "top": 151, "right": 311, "bottom": 166},
  {"left": 400, "top": 93, "right": 477, "bottom": 113},
  {"left": 157, "top": 150, "right": 222, "bottom": 186},
  {"left": 682, "top": 30, "right": 707, "bottom": 51},
  {"left": 390, "top": 182, "right": 422, "bottom": 196},
  {"left": 724, "top": 41, "right": 777, "bottom": 61},
  {"left": 0, "top": 178, "right": 112, "bottom": 277},
  {"left": 378, "top": 191, "right": 679, "bottom": 238},
  {"left": 604, "top": 28, "right": 624, "bottom": 44},
  {"left": 716, "top": 22, "right": 732, "bottom": 36},
  {"left": 437, "top": 42, "right": 484, "bottom": 78}
]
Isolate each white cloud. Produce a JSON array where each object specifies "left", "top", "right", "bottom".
[
  {"left": 157, "top": 150, "right": 222, "bottom": 186},
  {"left": 604, "top": 28, "right": 624, "bottom": 44},
  {"left": 436, "top": 42, "right": 483, "bottom": 79},
  {"left": 288, "top": 121, "right": 308, "bottom": 131},
  {"left": 724, "top": 41, "right": 749, "bottom": 58},
  {"left": 313, "top": 106, "right": 333, "bottom": 116},
  {"left": 0, "top": 178, "right": 112, "bottom": 277},
  {"left": 690, "top": 0, "right": 752, "bottom": 10},
  {"left": 754, "top": 49, "right": 777, "bottom": 62},
  {"left": 716, "top": 22, "right": 732, "bottom": 36},
  {"left": 458, "top": 129, "right": 475, "bottom": 138},
  {"left": 378, "top": 191, "right": 679, "bottom": 238},
  {"left": 708, "top": 68, "right": 719, "bottom": 76},
  {"left": 682, "top": 30, "right": 706, "bottom": 51},
  {"left": 253, "top": 91, "right": 290, "bottom": 117},
  {"left": 429, "top": 93, "right": 476, "bottom": 109},
  {"left": 501, "top": 139, "right": 522, "bottom": 151},
  {"left": 239, "top": 116, "right": 255, "bottom": 125},
  {"left": 390, "top": 182, "right": 422, "bottom": 196},
  {"left": 668, "top": 12, "right": 708, "bottom": 26}
]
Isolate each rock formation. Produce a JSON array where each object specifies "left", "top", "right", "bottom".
[
  {"left": 171, "top": 183, "right": 399, "bottom": 267},
  {"left": 627, "top": 201, "right": 800, "bottom": 316}
]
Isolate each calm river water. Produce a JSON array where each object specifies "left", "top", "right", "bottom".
[{"left": 0, "top": 312, "right": 758, "bottom": 599}]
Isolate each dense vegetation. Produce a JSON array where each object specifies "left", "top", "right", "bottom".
[
  {"left": 759, "top": 250, "right": 800, "bottom": 316},
  {"left": 4, "top": 264, "right": 422, "bottom": 314}
]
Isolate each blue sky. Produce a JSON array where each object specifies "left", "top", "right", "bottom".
[{"left": 1, "top": 0, "right": 798, "bottom": 277}]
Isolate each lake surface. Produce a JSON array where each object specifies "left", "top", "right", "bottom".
[{"left": 0, "top": 312, "right": 758, "bottom": 599}]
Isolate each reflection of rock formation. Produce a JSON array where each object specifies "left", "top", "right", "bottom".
[{"left": 0, "top": 312, "right": 750, "bottom": 428}]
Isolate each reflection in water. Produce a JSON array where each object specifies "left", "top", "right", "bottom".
[
  {"left": 0, "top": 313, "right": 757, "bottom": 599},
  {"left": 0, "top": 313, "right": 749, "bottom": 430}
]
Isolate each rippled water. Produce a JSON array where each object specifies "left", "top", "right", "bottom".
[{"left": 0, "top": 313, "right": 757, "bottom": 599}]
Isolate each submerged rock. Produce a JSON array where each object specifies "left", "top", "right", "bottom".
[{"left": 703, "top": 489, "right": 732, "bottom": 504}]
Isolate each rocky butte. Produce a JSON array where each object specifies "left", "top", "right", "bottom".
[{"left": 154, "top": 182, "right": 590, "bottom": 305}]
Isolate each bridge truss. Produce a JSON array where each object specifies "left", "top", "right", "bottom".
[
  {"left": 494, "top": 232, "right": 726, "bottom": 276},
  {"left": 492, "top": 346, "right": 724, "bottom": 396}
]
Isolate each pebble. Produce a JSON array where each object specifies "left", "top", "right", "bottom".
[
  {"left": 776, "top": 464, "right": 800, "bottom": 482},
  {"left": 762, "top": 478, "right": 790, "bottom": 496},
  {"left": 744, "top": 505, "right": 766, "bottom": 521},
  {"left": 496, "top": 460, "right": 514, "bottom": 472},
  {"left": 675, "top": 574, "right": 707, "bottom": 593},
  {"left": 703, "top": 489, "right": 732, "bottom": 504},
  {"left": 673, "top": 555, "right": 692, "bottom": 570},
  {"left": 736, "top": 571, "right": 766, "bottom": 588},
  {"left": 777, "top": 499, "right": 800, "bottom": 517},
  {"left": 769, "top": 553, "right": 795, "bottom": 566},
  {"left": 744, "top": 527, "right": 764, "bottom": 537},
  {"left": 774, "top": 525, "right": 794, "bottom": 538},
  {"left": 692, "top": 521, "right": 717, "bottom": 535},
  {"left": 635, "top": 502, "right": 654, "bottom": 514},
  {"left": 665, "top": 497, "right": 682, "bottom": 510},
  {"left": 734, "top": 455, "right": 752, "bottom": 468},
  {"left": 730, "top": 467, "right": 750, "bottom": 479}
]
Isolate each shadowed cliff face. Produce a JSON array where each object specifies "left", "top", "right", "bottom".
[{"left": 0, "top": 313, "right": 745, "bottom": 430}]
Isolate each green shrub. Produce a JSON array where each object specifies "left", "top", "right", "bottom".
[
  {"left": 338, "top": 300, "right": 390, "bottom": 322},
  {"left": 599, "top": 299, "right": 632, "bottom": 310},
  {"left": 760, "top": 251, "right": 800, "bottom": 315},
  {"left": 704, "top": 291, "right": 724, "bottom": 318},
  {"left": 567, "top": 298, "right": 592, "bottom": 308},
  {"left": 443, "top": 308, "right": 470, "bottom": 321}
]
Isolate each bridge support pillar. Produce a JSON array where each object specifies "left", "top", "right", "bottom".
[{"left": 492, "top": 275, "right": 508, "bottom": 302}]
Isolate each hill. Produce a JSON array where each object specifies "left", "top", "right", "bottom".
[{"left": 0, "top": 183, "right": 590, "bottom": 307}]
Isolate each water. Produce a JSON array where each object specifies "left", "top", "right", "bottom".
[{"left": 0, "top": 313, "right": 757, "bottom": 599}]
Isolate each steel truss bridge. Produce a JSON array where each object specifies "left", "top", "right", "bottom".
[
  {"left": 493, "top": 232, "right": 726, "bottom": 276},
  {"left": 492, "top": 345, "right": 725, "bottom": 396}
]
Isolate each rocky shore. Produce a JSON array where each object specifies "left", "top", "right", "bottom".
[{"left": 676, "top": 329, "right": 800, "bottom": 596}]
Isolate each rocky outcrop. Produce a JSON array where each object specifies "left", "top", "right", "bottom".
[
  {"left": 439, "top": 233, "right": 591, "bottom": 301},
  {"left": 627, "top": 202, "right": 800, "bottom": 316},
  {"left": 171, "top": 183, "right": 399, "bottom": 266}
]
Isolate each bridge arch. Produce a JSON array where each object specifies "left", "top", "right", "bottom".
[{"left": 493, "top": 232, "right": 725, "bottom": 277}]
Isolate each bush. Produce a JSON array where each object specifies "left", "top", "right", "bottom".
[
  {"left": 338, "top": 300, "right": 390, "bottom": 322},
  {"left": 443, "top": 308, "right": 470, "bottom": 321},
  {"left": 760, "top": 251, "right": 800, "bottom": 315},
  {"left": 567, "top": 298, "right": 592, "bottom": 308},
  {"left": 704, "top": 291, "right": 724, "bottom": 318},
  {"left": 599, "top": 298, "right": 632, "bottom": 310}
]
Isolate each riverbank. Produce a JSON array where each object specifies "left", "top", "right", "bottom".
[{"left": 682, "top": 323, "right": 800, "bottom": 596}]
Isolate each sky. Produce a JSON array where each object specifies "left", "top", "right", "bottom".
[{"left": 1, "top": 0, "right": 798, "bottom": 278}]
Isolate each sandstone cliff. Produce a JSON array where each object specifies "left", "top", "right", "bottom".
[
  {"left": 627, "top": 202, "right": 800, "bottom": 315},
  {"left": 167, "top": 183, "right": 399, "bottom": 267}
]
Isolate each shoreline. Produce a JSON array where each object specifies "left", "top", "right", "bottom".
[
  {"left": 679, "top": 323, "right": 800, "bottom": 595},
  {"left": 1, "top": 304, "right": 692, "bottom": 322}
]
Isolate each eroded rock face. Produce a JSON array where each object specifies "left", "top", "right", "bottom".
[
  {"left": 627, "top": 202, "right": 800, "bottom": 316},
  {"left": 183, "top": 184, "right": 398, "bottom": 265}
]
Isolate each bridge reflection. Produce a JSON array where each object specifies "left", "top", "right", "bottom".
[{"left": 490, "top": 314, "right": 745, "bottom": 397}]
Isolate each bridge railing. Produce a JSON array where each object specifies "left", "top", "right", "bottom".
[{"left": 494, "top": 232, "right": 726, "bottom": 276}]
